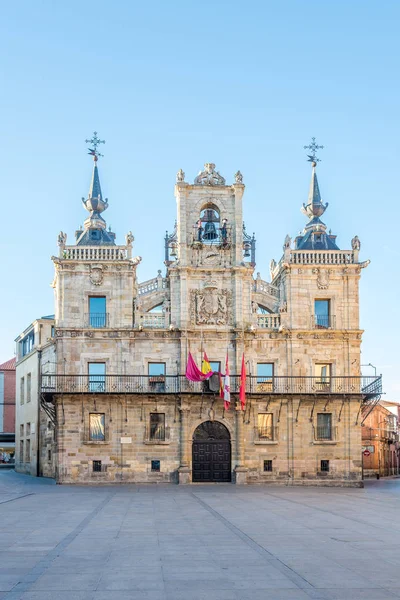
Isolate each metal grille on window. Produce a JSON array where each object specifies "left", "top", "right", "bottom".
[
  {"left": 264, "top": 460, "right": 273, "bottom": 472},
  {"left": 150, "top": 413, "right": 165, "bottom": 441},
  {"left": 317, "top": 413, "right": 332, "bottom": 440},
  {"left": 93, "top": 460, "right": 102, "bottom": 472},
  {"left": 151, "top": 460, "right": 160, "bottom": 472},
  {"left": 321, "top": 460, "right": 330, "bottom": 472}
]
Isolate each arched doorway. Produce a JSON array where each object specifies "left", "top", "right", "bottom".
[{"left": 192, "top": 421, "right": 231, "bottom": 482}]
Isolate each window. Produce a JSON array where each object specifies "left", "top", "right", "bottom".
[
  {"left": 20, "top": 377, "right": 25, "bottom": 404},
  {"left": 48, "top": 449, "right": 52, "bottom": 461},
  {"left": 88, "top": 363, "right": 106, "bottom": 392},
  {"left": 257, "top": 414, "right": 274, "bottom": 440},
  {"left": 27, "top": 374, "right": 31, "bottom": 403},
  {"left": 151, "top": 460, "right": 160, "bottom": 472},
  {"left": 20, "top": 440, "right": 24, "bottom": 462},
  {"left": 314, "top": 300, "right": 330, "bottom": 329},
  {"left": 148, "top": 363, "right": 166, "bottom": 392},
  {"left": 26, "top": 439, "right": 30, "bottom": 462},
  {"left": 51, "top": 326, "right": 55, "bottom": 338},
  {"left": 89, "top": 297, "right": 107, "bottom": 328},
  {"left": 20, "top": 424, "right": 24, "bottom": 438},
  {"left": 90, "top": 230, "right": 100, "bottom": 241},
  {"left": 89, "top": 413, "right": 105, "bottom": 441},
  {"left": 315, "top": 364, "right": 331, "bottom": 391},
  {"left": 20, "top": 331, "right": 34, "bottom": 357},
  {"left": 320, "top": 460, "right": 330, "bottom": 472},
  {"left": 317, "top": 413, "right": 332, "bottom": 440},
  {"left": 26, "top": 423, "right": 31, "bottom": 436},
  {"left": 93, "top": 460, "right": 102, "bottom": 472},
  {"left": 264, "top": 460, "right": 273, "bottom": 472},
  {"left": 150, "top": 413, "right": 165, "bottom": 441},
  {"left": 209, "top": 361, "right": 221, "bottom": 373},
  {"left": 257, "top": 363, "right": 274, "bottom": 390}
]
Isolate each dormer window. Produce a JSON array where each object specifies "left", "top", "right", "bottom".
[{"left": 90, "top": 230, "right": 100, "bottom": 241}]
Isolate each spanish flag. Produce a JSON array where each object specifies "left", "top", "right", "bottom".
[{"left": 201, "top": 352, "right": 212, "bottom": 375}]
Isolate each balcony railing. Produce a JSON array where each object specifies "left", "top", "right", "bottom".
[
  {"left": 84, "top": 313, "right": 109, "bottom": 328},
  {"left": 41, "top": 375, "right": 382, "bottom": 398},
  {"left": 63, "top": 246, "right": 128, "bottom": 261},
  {"left": 257, "top": 314, "right": 280, "bottom": 329},
  {"left": 289, "top": 250, "right": 356, "bottom": 265},
  {"left": 312, "top": 314, "right": 336, "bottom": 329}
]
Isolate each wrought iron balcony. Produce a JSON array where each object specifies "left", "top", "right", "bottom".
[
  {"left": 84, "top": 313, "right": 109, "bottom": 328},
  {"left": 312, "top": 314, "right": 336, "bottom": 329},
  {"left": 41, "top": 374, "right": 382, "bottom": 399}
]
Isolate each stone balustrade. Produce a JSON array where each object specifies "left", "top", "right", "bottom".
[
  {"left": 289, "top": 250, "right": 355, "bottom": 265},
  {"left": 138, "top": 313, "right": 166, "bottom": 328},
  {"left": 63, "top": 246, "right": 128, "bottom": 260},
  {"left": 253, "top": 279, "right": 279, "bottom": 297},
  {"left": 138, "top": 276, "right": 168, "bottom": 296},
  {"left": 257, "top": 314, "right": 281, "bottom": 329}
]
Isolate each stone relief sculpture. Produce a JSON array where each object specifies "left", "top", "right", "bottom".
[
  {"left": 194, "top": 163, "right": 226, "bottom": 186},
  {"left": 176, "top": 168, "right": 185, "bottom": 183},
  {"left": 89, "top": 265, "right": 104, "bottom": 286},
  {"left": 269, "top": 258, "right": 276, "bottom": 279},
  {"left": 234, "top": 170, "right": 243, "bottom": 184},
  {"left": 312, "top": 267, "right": 331, "bottom": 290},
  {"left": 351, "top": 235, "right": 361, "bottom": 251},
  {"left": 191, "top": 287, "right": 232, "bottom": 325}
]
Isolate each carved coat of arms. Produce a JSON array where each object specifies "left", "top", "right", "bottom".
[
  {"left": 191, "top": 285, "right": 231, "bottom": 325},
  {"left": 90, "top": 266, "right": 104, "bottom": 286}
]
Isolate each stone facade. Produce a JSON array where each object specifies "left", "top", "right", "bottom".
[{"left": 38, "top": 157, "right": 381, "bottom": 486}]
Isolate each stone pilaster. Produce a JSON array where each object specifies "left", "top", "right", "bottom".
[
  {"left": 178, "top": 405, "right": 191, "bottom": 484},
  {"left": 234, "top": 402, "right": 247, "bottom": 484}
]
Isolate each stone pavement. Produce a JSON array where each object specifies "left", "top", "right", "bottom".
[{"left": 1, "top": 472, "right": 400, "bottom": 599}]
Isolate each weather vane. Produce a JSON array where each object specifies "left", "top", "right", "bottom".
[
  {"left": 304, "top": 137, "right": 324, "bottom": 165},
  {"left": 85, "top": 131, "right": 105, "bottom": 162}
]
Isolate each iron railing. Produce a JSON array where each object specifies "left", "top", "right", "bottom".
[
  {"left": 313, "top": 314, "right": 336, "bottom": 329},
  {"left": 84, "top": 313, "right": 109, "bottom": 328},
  {"left": 41, "top": 374, "right": 382, "bottom": 398}
]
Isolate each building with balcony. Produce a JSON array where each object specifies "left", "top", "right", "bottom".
[{"left": 36, "top": 141, "right": 381, "bottom": 486}]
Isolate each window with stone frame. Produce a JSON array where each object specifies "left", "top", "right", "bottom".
[
  {"left": 26, "top": 422, "right": 31, "bottom": 436},
  {"left": 316, "top": 413, "right": 332, "bottom": 440},
  {"left": 148, "top": 363, "right": 166, "bottom": 392},
  {"left": 20, "top": 424, "right": 24, "bottom": 438},
  {"left": 89, "top": 413, "right": 106, "bottom": 441},
  {"left": 150, "top": 413, "right": 165, "bottom": 441},
  {"left": 315, "top": 363, "right": 331, "bottom": 391},
  {"left": 88, "top": 363, "right": 106, "bottom": 393},
  {"left": 257, "top": 413, "right": 274, "bottom": 441},
  {"left": 20, "top": 440, "right": 24, "bottom": 462}
]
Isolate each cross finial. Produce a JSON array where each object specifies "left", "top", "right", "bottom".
[
  {"left": 304, "top": 137, "right": 324, "bottom": 166},
  {"left": 85, "top": 131, "right": 105, "bottom": 162}
]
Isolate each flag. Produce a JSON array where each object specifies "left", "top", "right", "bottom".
[
  {"left": 239, "top": 353, "right": 246, "bottom": 410},
  {"left": 201, "top": 352, "right": 212, "bottom": 375},
  {"left": 223, "top": 352, "right": 230, "bottom": 411},
  {"left": 185, "top": 352, "right": 213, "bottom": 382}
]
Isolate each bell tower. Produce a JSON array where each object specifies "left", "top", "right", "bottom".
[{"left": 165, "top": 164, "right": 255, "bottom": 333}]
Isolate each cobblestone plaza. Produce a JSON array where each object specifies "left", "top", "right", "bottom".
[{"left": 1, "top": 472, "right": 400, "bottom": 600}]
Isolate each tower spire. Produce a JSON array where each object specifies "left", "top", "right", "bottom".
[
  {"left": 75, "top": 132, "right": 116, "bottom": 246},
  {"left": 294, "top": 138, "right": 339, "bottom": 250}
]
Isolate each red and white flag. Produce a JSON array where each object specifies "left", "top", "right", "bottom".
[{"left": 224, "top": 352, "right": 230, "bottom": 411}]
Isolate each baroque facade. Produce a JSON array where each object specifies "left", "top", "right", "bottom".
[{"left": 39, "top": 143, "right": 382, "bottom": 486}]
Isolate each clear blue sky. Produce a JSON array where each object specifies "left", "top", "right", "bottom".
[{"left": 0, "top": 1, "right": 398, "bottom": 399}]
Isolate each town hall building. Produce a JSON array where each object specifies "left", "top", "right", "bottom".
[{"left": 21, "top": 134, "right": 382, "bottom": 485}]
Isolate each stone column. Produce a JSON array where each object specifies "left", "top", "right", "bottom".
[
  {"left": 235, "top": 402, "right": 247, "bottom": 484},
  {"left": 178, "top": 405, "right": 191, "bottom": 484}
]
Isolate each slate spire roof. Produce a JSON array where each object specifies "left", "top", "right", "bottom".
[{"left": 295, "top": 162, "right": 339, "bottom": 251}]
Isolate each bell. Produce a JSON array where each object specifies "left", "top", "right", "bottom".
[
  {"left": 243, "top": 242, "right": 251, "bottom": 257},
  {"left": 203, "top": 221, "right": 218, "bottom": 241},
  {"left": 170, "top": 242, "right": 177, "bottom": 257}
]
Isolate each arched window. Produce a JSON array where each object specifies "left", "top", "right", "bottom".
[
  {"left": 257, "top": 305, "right": 272, "bottom": 314},
  {"left": 148, "top": 304, "right": 163, "bottom": 313}
]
